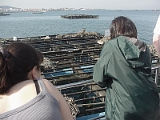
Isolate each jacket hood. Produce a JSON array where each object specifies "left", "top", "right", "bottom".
[{"left": 117, "top": 36, "right": 147, "bottom": 68}]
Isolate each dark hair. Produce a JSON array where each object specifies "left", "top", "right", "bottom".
[
  {"left": 110, "top": 16, "right": 137, "bottom": 39},
  {"left": 0, "top": 42, "right": 43, "bottom": 94}
]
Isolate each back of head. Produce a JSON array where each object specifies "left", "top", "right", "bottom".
[
  {"left": 110, "top": 16, "right": 137, "bottom": 39},
  {"left": 0, "top": 42, "right": 43, "bottom": 94}
]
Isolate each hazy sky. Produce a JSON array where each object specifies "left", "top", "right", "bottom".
[{"left": 0, "top": 0, "right": 160, "bottom": 10}]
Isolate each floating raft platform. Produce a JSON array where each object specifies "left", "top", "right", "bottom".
[{"left": 61, "top": 14, "right": 99, "bottom": 19}]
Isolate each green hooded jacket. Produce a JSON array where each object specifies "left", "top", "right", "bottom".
[{"left": 93, "top": 36, "right": 159, "bottom": 120}]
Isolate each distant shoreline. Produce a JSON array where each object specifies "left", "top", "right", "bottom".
[{"left": 0, "top": 5, "right": 160, "bottom": 13}]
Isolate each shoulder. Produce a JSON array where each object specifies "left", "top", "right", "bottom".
[
  {"left": 42, "top": 79, "right": 59, "bottom": 92},
  {"left": 102, "top": 36, "right": 125, "bottom": 52},
  {"left": 102, "top": 38, "right": 116, "bottom": 50},
  {"left": 41, "top": 80, "right": 74, "bottom": 120},
  {"left": 153, "top": 33, "right": 160, "bottom": 42},
  {"left": 42, "top": 79, "right": 55, "bottom": 87},
  {"left": 42, "top": 79, "right": 62, "bottom": 102}
]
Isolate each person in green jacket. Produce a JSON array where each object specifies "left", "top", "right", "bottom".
[{"left": 93, "top": 16, "right": 159, "bottom": 120}]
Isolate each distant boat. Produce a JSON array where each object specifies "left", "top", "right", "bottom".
[
  {"left": 32, "top": 11, "right": 43, "bottom": 14},
  {"left": 32, "top": 11, "right": 46, "bottom": 14},
  {"left": 61, "top": 14, "right": 99, "bottom": 19},
  {"left": 0, "top": 12, "right": 10, "bottom": 16}
]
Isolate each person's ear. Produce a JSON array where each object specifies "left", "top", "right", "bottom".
[{"left": 30, "top": 66, "right": 38, "bottom": 80}]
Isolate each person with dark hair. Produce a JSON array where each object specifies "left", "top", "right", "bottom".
[
  {"left": 0, "top": 42, "right": 73, "bottom": 120},
  {"left": 93, "top": 16, "right": 159, "bottom": 120}
]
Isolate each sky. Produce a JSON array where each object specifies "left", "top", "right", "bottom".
[{"left": 0, "top": 0, "right": 160, "bottom": 10}]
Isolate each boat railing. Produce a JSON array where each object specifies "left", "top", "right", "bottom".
[
  {"left": 152, "top": 63, "right": 160, "bottom": 86},
  {"left": 56, "top": 79, "right": 93, "bottom": 89},
  {"left": 88, "top": 115, "right": 106, "bottom": 120}
]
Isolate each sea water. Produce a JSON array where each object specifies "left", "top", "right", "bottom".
[{"left": 0, "top": 10, "right": 160, "bottom": 44}]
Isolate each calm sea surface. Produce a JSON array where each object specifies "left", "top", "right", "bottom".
[{"left": 0, "top": 10, "right": 160, "bottom": 44}]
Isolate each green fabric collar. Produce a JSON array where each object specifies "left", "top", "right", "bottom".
[{"left": 116, "top": 36, "right": 146, "bottom": 68}]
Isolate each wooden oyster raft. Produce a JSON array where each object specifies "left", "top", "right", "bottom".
[
  {"left": 61, "top": 14, "right": 99, "bottom": 19},
  {"left": 1, "top": 31, "right": 160, "bottom": 119}
]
